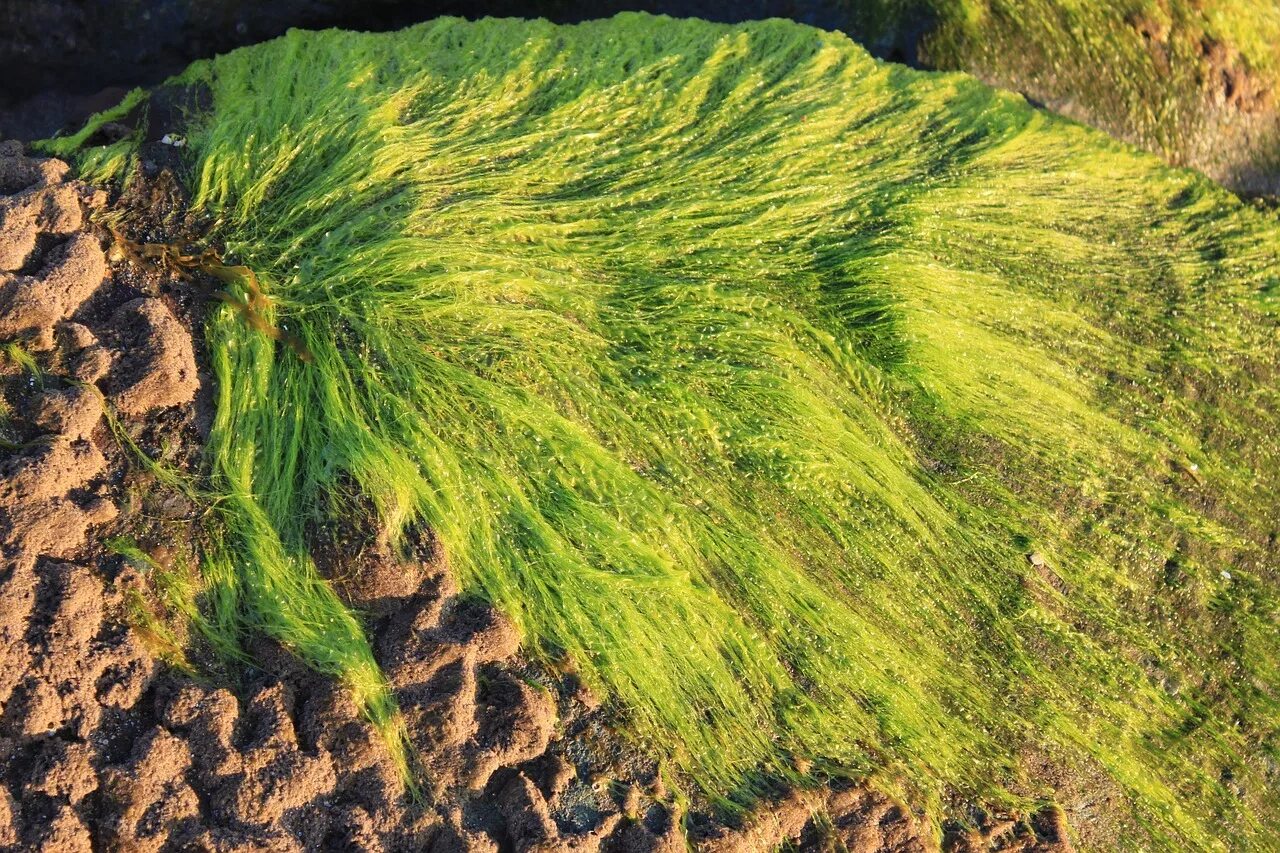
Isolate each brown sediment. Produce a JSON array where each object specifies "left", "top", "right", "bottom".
[
  {"left": 105, "top": 297, "right": 199, "bottom": 417},
  {"left": 696, "top": 786, "right": 931, "bottom": 852},
  {"left": 942, "top": 804, "right": 1071, "bottom": 853},
  {"left": 0, "top": 141, "right": 1075, "bottom": 851}
]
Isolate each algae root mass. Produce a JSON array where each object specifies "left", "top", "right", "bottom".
[{"left": 60, "top": 13, "right": 1280, "bottom": 848}]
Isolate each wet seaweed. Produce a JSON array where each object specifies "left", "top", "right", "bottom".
[{"left": 56, "top": 14, "right": 1280, "bottom": 847}]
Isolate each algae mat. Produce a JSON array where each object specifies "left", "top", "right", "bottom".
[
  {"left": 841, "top": 0, "right": 1280, "bottom": 194},
  {"left": 58, "top": 13, "right": 1280, "bottom": 848}
]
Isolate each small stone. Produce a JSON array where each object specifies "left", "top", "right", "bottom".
[
  {"left": 57, "top": 321, "right": 98, "bottom": 351},
  {"left": 71, "top": 346, "right": 114, "bottom": 384},
  {"left": 8, "top": 676, "right": 64, "bottom": 736},
  {"left": 107, "top": 298, "right": 198, "bottom": 416},
  {"left": 33, "top": 386, "right": 104, "bottom": 440},
  {"left": 620, "top": 782, "right": 641, "bottom": 819}
]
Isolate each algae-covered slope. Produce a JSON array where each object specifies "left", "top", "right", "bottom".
[
  {"left": 65, "top": 13, "right": 1280, "bottom": 848},
  {"left": 847, "top": 0, "right": 1280, "bottom": 195}
]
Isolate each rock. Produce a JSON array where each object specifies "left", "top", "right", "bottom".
[{"left": 107, "top": 297, "right": 199, "bottom": 415}]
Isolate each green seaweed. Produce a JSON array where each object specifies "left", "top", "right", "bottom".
[
  {"left": 844, "top": 0, "right": 1280, "bottom": 177},
  {"left": 59, "top": 14, "right": 1280, "bottom": 848}
]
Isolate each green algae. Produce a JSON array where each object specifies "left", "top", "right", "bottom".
[
  {"left": 847, "top": 0, "right": 1280, "bottom": 182},
  {"left": 54, "top": 13, "right": 1280, "bottom": 848}
]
